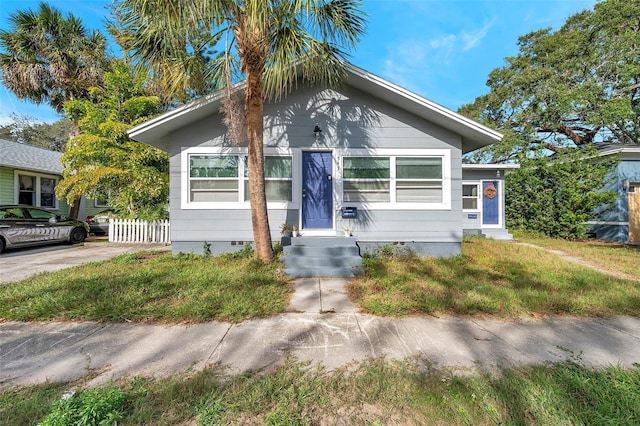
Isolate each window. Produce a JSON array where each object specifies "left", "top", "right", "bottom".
[
  {"left": 396, "top": 157, "right": 442, "bottom": 203},
  {"left": 187, "top": 153, "right": 293, "bottom": 204},
  {"left": 18, "top": 175, "right": 35, "bottom": 205},
  {"left": 189, "top": 155, "right": 239, "bottom": 202},
  {"left": 16, "top": 172, "right": 58, "bottom": 208},
  {"left": 342, "top": 153, "right": 447, "bottom": 206},
  {"left": 462, "top": 184, "right": 479, "bottom": 210},
  {"left": 244, "top": 156, "right": 292, "bottom": 201},
  {"left": 343, "top": 157, "right": 390, "bottom": 202}
]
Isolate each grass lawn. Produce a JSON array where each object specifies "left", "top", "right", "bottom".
[
  {"left": 348, "top": 236, "right": 640, "bottom": 318},
  {"left": 2, "top": 358, "right": 639, "bottom": 425},
  {"left": 514, "top": 231, "right": 640, "bottom": 280},
  {"left": 0, "top": 250, "right": 290, "bottom": 323}
]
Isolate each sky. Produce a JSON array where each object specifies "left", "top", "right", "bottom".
[{"left": 0, "top": 0, "right": 598, "bottom": 125}]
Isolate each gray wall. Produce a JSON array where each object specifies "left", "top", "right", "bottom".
[{"left": 167, "top": 85, "right": 465, "bottom": 256}]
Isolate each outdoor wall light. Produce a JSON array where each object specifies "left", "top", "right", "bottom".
[
  {"left": 623, "top": 178, "right": 630, "bottom": 191},
  {"left": 496, "top": 169, "right": 501, "bottom": 178},
  {"left": 313, "top": 125, "right": 322, "bottom": 141}
]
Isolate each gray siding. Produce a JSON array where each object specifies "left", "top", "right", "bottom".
[{"left": 167, "top": 85, "right": 466, "bottom": 255}]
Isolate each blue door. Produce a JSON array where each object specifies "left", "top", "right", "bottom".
[
  {"left": 302, "top": 151, "right": 333, "bottom": 229},
  {"left": 482, "top": 181, "right": 500, "bottom": 225}
]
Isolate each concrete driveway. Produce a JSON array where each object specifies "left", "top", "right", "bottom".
[{"left": 0, "top": 239, "right": 170, "bottom": 284}]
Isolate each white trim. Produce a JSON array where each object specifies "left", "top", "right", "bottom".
[
  {"left": 181, "top": 146, "right": 295, "bottom": 210},
  {"left": 337, "top": 148, "right": 452, "bottom": 210},
  {"left": 586, "top": 221, "right": 629, "bottom": 226},
  {"left": 14, "top": 170, "right": 59, "bottom": 209},
  {"left": 462, "top": 181, "right": 481, "bottom": 212}
]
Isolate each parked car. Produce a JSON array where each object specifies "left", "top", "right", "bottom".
[
  {"left": 85, "top": 209, "right": 117, "bottom": 235},
  {"left": 0, "top": 205, "right": 89, "bottom": 253}
]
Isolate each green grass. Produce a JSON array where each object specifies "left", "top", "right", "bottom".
[
  {"left": 2, "top": 359, "right": 639, "bottom": 425},
  {"left": 349, "top": 237, "right": 640, "bottom": 318},
  {"left": 514, "top": 230, "right": 640, "bottom": 280},
  {"left": 0, "top": 250, "right": 291, "bottom": 323}
]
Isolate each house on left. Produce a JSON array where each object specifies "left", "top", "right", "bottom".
[{"left": 0, "top": 138, "right": 104, "bottom": 220}]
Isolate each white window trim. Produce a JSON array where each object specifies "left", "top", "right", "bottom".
[
  {"left": 14, "top": 170, "right": 59, "bottom": 209},
  {"left": 462, "top": 181, "right": 481, "bottom": 212},
  {"left": 181, "top": 146, "right": 295, "bottom": 210},
  {"left": 337, "top": 148, "right": 451, "bottom": 210}
]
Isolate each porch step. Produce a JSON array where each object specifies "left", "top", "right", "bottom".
[{"left": 282, "top": 237, "right": 364, "bottom": 278}]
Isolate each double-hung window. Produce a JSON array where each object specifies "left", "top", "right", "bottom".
[
  {"left": 343, "top": 157, "right": 390, "bottom": 202},
  {"left": 396, "top": 157, "right": 443, "bottom": 203},
  {"left": 189, "top": 155, "right": 239, "bottom": 202},
  {"left": 244, "top": 156, "right": 292, "bottom": 202},
  {"left": 462, "top": 184, "right": 479, "bottom": 210},
  {"left": 342, "top": 150, "right": 450, "bottom": 209},
  {"left": 16, "top": 172, "right": 58, "bottom": 208}
]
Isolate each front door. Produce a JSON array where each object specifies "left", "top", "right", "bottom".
[
  {"left": 482, "top": 180, "right": 500, "bottom": 225},
  {"left": 302, "top": 151, "right": 333, "bottom": 229},
  {"left": 629, "top": 183, "right": 640, "bottom": 243}
]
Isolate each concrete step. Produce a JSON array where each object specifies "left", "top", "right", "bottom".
[
  {"left": 283, "top": 254, "right": 363, "bottom": 268},
  {"left": 283, "top": 245, "right": 360, "bottom": 257},
  {"left": 290, "top": 236, "right": 356, "bottom": 247},
  {"left": 281, "top": 237, "right": 363, "bottom": 278},
  {"left": 284, "top": 266, "right": 364, "bottom": 279}
]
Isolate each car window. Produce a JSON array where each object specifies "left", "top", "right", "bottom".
[
  {"left": 0, "top": 208, "right": 25, "bottom": 219},
  {"left": 26, "top": 208, "right": 55, "bottom": 220}
]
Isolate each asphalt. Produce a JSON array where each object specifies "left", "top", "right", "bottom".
[{"left": 1, "top": 245, "right": 640, "bottom": 389}]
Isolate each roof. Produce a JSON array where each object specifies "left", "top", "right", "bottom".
[
  {"left": 0, "top": 139, "right": 63, "bottom": 175},
  {"left": 129, "top": 63, "right": 502, "bottom": 154},
  {"left": 594, "top": 143, "right": 640, "bottom": 160}
]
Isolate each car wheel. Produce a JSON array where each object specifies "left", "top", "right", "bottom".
[
  {"left": 69, "top": 227, "right": 87, "bottom": 244},
  {"left": 0, "top": 237, "right": 5, "bottom": 253}
]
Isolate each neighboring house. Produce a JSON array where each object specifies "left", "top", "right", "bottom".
[
  {"left": 588, "top": 144, "right": 640, "bottom": 244},
  {"left": 129, "top": 63, "right": 512, "bottom": 257},
  {"left": 0, "top": 139, "right": 103, "bottom": 219}
]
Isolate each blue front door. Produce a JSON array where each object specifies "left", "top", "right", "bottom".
[
  {"left": 482, "top": 181, "right": 500, "bottom": 225},
  {"left": 302, "top": 151, "right": 333, "bottom": 229}
]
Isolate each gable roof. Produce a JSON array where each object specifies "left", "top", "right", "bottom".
[
  {"left": 0, "top": 138, "right": 63, "bottom": 175},
  {"left": 129, "top": 63, "right": 502, "bottom": 153}
]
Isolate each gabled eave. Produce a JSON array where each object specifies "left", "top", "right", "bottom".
[{"left": 128, "top": 63, "right": 503, "bottom": 153}]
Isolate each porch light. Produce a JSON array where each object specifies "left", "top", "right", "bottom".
[
  {"left": 623, "top": 178, "right": 630, "bottom": 191},
  {"left": 313, "top": 125, "right": 322, "bottom": 140},
  {"left": 496, "top": 169, "right": 501, "bottom": 178}
]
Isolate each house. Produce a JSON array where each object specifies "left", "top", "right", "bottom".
[
  {"left": 0, "top": 138, "right": 103, "bottom": 219},
  {"left": 128, "top": 63, "right": 512, "bottom": 258},
  {"left": 588, "top": 144, "right": 640, "bottom": 243}
]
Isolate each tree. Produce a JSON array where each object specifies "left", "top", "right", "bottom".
[
  {"left": 460, "top": 0, "right": 640, "bottom": 163},
  {"left": 0, "top": 2, "right": 108, "bottom": 119},
  {"left": 113, "top": 0, "right": 367, "bottom": 262},
  {"left": 56, "top": 61, "right": 169, "bottom": 219},
  {"left": 0, "top": 115, "right": 73, "bottom": 151}
]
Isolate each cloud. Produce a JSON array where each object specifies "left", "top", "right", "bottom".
[{"left": 461, "top": 18, "right": 496, "bottom": 51}]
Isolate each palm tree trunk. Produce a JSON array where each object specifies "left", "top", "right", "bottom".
[{"left": 245, "top": 69, "right": 273, "bottom": 263}]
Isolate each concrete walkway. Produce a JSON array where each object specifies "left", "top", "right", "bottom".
[{"left": 1, "top": 277, "right": 639, "bottom": 388}]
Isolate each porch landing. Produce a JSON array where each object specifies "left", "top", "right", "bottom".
[{"left": 281, "top": 237, "right": 364, "bottom": 278}]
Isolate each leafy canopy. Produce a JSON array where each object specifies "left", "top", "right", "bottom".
[
  {"left": 460, "top": 0, "right": 640, "bottom": 163},
  {"left": 57, "top": 61, "right": 169, "bottom": 219}
]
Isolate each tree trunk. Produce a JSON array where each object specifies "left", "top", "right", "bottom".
[{"left": 245, "top": 69, "right": 273, "bottom": 263}]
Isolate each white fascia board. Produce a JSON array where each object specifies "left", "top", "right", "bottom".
[{"left": 462, "top": 164, "right": 520, "bottom": 170}]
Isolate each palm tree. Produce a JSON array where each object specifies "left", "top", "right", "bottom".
[
  {"left": 114, "top": 0, "right": 366, "bottom": 263},
  {"left": 0, "top": 2, "right": 108, "bottom": 117},
  {"left": 0, "top": 3, "right": 109, "bottom": 218}
]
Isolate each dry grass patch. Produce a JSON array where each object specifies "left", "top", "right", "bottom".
[{"left": 349, "top": 237, "right": 640, "bottom": 318}]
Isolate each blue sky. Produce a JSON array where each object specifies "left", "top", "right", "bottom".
[{"left": 0, "top": 0, "right": 597, "bottom": 124}]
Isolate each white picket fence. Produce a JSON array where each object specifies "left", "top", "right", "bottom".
[{"left": 108, "top": 219, "right": 171, "bottom": 243}]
